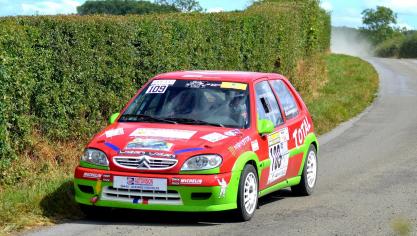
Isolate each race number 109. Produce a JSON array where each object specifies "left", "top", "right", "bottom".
[{"left": 146, "top": 85, "right": 168, "bottom": 94}]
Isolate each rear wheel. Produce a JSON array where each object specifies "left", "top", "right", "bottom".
[
  {"left": 235, "top": 164, "right": 258, "bottom": 221},
  {"left": 291, "top": 145, "right": 317, "bottom": 196}
]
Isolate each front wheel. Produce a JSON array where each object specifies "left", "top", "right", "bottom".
[
  {"left": 235, "top": 164, "right": 259, "bottom": 221},
  {"left": 291, "top": 145, "right": 318, "bottom": 196}
]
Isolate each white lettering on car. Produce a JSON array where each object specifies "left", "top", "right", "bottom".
[
  {"left": 83, "top": 173, "right": 102, "bottom": 179},
  {"left": 292, "top": 117, "right": 312, "bottom": 149}
]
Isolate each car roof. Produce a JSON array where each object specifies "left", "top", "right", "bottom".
[{"left": 154, "top": 70, "right": 283, "bottom": 83}]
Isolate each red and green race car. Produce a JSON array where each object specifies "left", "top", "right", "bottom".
[{"left": 74, "top": 71, "right": 319, "bottom": 221}]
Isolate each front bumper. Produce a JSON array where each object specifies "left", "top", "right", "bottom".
[{"left": 74, "top": 166, "right": 240, "bottom": 212}]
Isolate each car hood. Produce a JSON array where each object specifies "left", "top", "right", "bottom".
[{"left": 87, "top": 122, "right": 244, "bottom": 173}]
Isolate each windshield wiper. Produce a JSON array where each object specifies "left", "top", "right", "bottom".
[
  {"left": 165, "top": 117, "right": 224, "bottom": 127},
  {"left": 119, "top": 114, "right": 177, "bottom": 124}
]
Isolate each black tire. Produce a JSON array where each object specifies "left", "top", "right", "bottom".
[
  {"left": 291, "top": 145, "right": 318, "bottom": 196},
  {"left": 235, "top": 164, "right": 259, "bottom": 221}
]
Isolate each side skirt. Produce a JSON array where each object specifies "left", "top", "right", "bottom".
[{"left": 258, "top": 176, "right": 301, "bottom": 198}]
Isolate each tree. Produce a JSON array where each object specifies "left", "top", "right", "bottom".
[
  {"left": 77, "top": 0, "right": 179, "bottom": 16},
  {"left": 360, "top": 6, "right": 397, "bottom": 45},
  {"left": 155, "top": 0, "right": 203, "bottom": 12}
]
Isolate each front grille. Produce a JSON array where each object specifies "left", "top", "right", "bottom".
[
  {"left": 101, "top": 186, "right": 182, "bottom": 205},
  {"left": 113, "top": 156, "right": 178, "bottom": 170}
]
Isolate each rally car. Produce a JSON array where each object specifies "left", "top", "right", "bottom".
[{"left": 74, "top": 71, "right": 319, "bottom": 221}]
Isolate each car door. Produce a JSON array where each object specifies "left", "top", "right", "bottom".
[
  {"left": 269, "top": 78, "right": 306, "bottom": 179},
  {"left": 253, "top": 79, "right": 290, "bottom": 189}
]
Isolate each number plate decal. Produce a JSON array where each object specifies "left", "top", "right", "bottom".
[{"left": 113, "top": 176, "right": 167, "bottom": 191}]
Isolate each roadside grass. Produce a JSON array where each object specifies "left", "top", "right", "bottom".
[
  {"left": 306, "top": 54, "right": 379, "bottom": 135},
  {"left": 0, "top": 53, "right": 379, "bottom": 235},
  {"left": 391, "top": 217, "right": 413, "bottom": 236}
]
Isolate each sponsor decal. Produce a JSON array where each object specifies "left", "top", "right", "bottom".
[
  {"left": 151, "top": 80, "right": 176, "bottom": 86},
  {"left": 234, "top": 136, "right": 251, "bottom": 150},
  {"left": 171, "top": 177, "right": 180, "bottom": 185},
  {"left": 130, "top": 128, "right": 196, "bottom": 139},
  {"left": 220, "top": 82, "right": 247, "bottom": 90},
  {"left": 114, "top": 176, "right": 167, "bottom": 191},
  {"left": 125, "top": 138, "right": 173, "bottom": 151},
  {"left": 251, "top": 140, "right": 259, "bottom": 152},
  {"left": 83, "top": 173, "right": 102, "bottom": 179},
  {"left": 119, "top": 150, "right": 176, "bottom": 159},
  {"left": 228, "top": 146, "right": 237, "bottom": 156},
  {"left": 181, "top": 179, "right": 202, "bottom": 185},
  {"left": 146, "top": 80, "right": 176, "bottom": 94},
  {"left": 102, "top": 174, "right": 111, "bottom": 182},
  {"left": 293, "top": 117, "right": 312, "bottom": 149},
  {"left": 185, "top": 81, "right": 221, "bottom": 88},
  {"left": 228, "top": 136, "right": 251, "bottom": 156},
  {"left": 224, "top": 129, "right": 241, "bottom": 137},
  {"left": 217, "top": 178, "right": 228, "bottom": 198},
  {"left": 105, "top": 128, "right": 124, "bottom": 138},
  {"left": 267, "top": 127, "right": 290, "bottom": 183},
  {"left": 172, "top": 178, "right": 203, "bottom": 185},
  {"left": 200, "top": 132, "right": 228, "bottom": 143}
]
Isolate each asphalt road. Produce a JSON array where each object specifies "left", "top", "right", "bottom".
[{"left": 24, "top": 58, "right": 417, "bottom": 236}]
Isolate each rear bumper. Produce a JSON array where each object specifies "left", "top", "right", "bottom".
[{"left": 74, "top": 166, "right": 240, "bottom": 212}]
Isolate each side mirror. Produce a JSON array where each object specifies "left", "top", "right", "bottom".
[
  {"left": 257, "top": 119, "right": 274, "bottom": 135},
  {"left": 109, "top": 113, "right": 120, "bottom": 124}
]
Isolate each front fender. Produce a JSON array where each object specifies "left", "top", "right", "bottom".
[{"left": 232, "top": 151, "right": 261, "bottom": 177}]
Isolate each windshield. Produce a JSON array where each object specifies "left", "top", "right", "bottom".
[{"left": 120, "top": 79, "right": 250, "bottom": 128}]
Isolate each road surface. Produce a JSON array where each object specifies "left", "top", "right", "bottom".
[{"left": 24, "top": 58, "right": 417, "bottom": 236}]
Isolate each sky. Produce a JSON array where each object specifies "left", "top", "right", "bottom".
[{"left": 0, "top": 0, "right": 416, "bottom": 30}]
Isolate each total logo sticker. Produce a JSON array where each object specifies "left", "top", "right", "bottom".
[{"left": 293, "top": 117, "right": 311, "bottom": 148}]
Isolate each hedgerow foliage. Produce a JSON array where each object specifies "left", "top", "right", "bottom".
[
  {"left": 375, "top": 32, "right": 417, "bottom": 58},
  {"left": 0, "top": 0, "right": 330, "bottom": 167}
]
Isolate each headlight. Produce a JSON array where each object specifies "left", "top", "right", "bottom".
[
  {"left": 81, "top": 149, "right": 109, "bottom": 166},
  {"left": 181, "top": 154, "right": 222, "bottom": 171}
]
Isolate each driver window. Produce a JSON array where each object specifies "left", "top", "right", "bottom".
[{"left": 255, "top": 81, "right": 284, "bottom": 126}]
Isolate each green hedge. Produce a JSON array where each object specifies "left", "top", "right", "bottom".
[
  {"left": 399, "top": 33, "right": 417, "bottom": 58},
  {"left": 375, "top": 32, "right": 417, "bottom": 58},
  {"left": 375, "top": 35, "right": 405, "bottom": 58},
  {"left": 0, "top": 1, "right": 330, "bottom": 166}
]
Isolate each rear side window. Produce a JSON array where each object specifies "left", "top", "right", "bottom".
[
  {"left": 255, "top": 81, "right": 283, "bottom": 126},
  {"left": 270, "top": 80, "right": 299, "bottom": 120}
]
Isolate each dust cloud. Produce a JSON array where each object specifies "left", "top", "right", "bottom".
[{"left": 331, "top": 27, "right": 374, "bottom": 57}]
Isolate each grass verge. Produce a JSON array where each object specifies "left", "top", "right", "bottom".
[
  {"left": 0, "top": 53, "right": 379, "bottom": 235},
  {"left": 305, "top": 54, "right": 379, "bottom": 135}
]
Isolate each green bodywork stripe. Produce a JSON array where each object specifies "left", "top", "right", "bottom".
[
  {"left": 259, "top": 176, "right": 301, "bottom": 197},
  {"left": 179, "top": 167, "right": 220, "bottom": 175},
  {"left": 79, "top": 161, "right": 110, "bottom": 170}
]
